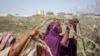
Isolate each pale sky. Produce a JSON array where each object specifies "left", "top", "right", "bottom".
[{"left": 0, "top": 0, "right": 96, "bottom": 16}]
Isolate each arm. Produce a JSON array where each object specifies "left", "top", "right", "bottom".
[
  {"left": 73, "top": 24, "right": 77, "bottom": 44},
  {"left": 60, "top": 26, "right": 70, "bottom": 46},
  {"left": 72, "top": 18, "right": 79, "bottom": 33},
  {"left": 9, "top": 29, "right": 38, "bottom": 56},
  {"left": 73, "top": 25, "right": 77, "bottom": 33},
  {"left": 72, "top": 19, "right": 79, "bottom": 44}
]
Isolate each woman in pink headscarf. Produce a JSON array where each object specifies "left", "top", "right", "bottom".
[{"left": 0, "top": 29, "right": 38, "bottom": 56}]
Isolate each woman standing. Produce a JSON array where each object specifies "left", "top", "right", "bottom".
[{"left": 44, "top": 19, "right": 78, "bottom": 56}]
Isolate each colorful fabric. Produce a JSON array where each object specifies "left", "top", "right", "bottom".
[
  {"left": 0, "top": 32, "right": 15, "bottom": 51},
  {"left": 44, "top": 21, "right": 61, "bottom": 56},
  {"left": 44, "top": 21, "right": 77, "bottom": 56}
]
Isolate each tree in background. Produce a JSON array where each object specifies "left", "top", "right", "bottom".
[
  {"left": 57, "top": 12, "right": 67, "bottom": 16},
  {"left": 46, "top": 12, "right": 54, "bottom": 15},
  {"left": 57, "top": 12, "right": 66, "bottom": 19}
]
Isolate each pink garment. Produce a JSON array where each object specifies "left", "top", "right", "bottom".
[{"left": 0, "top": 32, "right": 15, "bottom": 51}]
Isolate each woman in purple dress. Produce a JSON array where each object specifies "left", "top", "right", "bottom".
[{"left": 44, "top": 19, "right": 78, "bottom": 56}]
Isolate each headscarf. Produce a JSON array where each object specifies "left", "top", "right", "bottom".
[
  {"left": 0, "top": 32, "right": 16, "bottom": 51},
  {"left": 44, "top": 21, "right": 61, "bottom": 56},
  {"left": 45, "top": 21, "right": 60, "bottom": 36}
]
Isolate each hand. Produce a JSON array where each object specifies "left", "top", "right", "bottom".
[
  {"left": 39, "top": 32, "right": 44, "bottom": 40},
  {"left": 29, "top": 29, "right": 39, "bottom": 37},
  {"left": 65, "top": 20, "right": 72, "bottom": 27},
  {"left": 68, "top": 18, "right": 79, "bottom": 26},
  {"left": 71, "top": 18, "right": 79, "bottom": 25}
]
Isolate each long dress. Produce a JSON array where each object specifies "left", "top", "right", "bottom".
[{"left": 60, "top": 38, "right": 77, "bottom": 56}]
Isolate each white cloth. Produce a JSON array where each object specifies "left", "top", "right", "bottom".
[
  {"left": 28, "top": 43, "right": 37, "bottom": 56},
  {"left": 0, "top": 47, "right": 11, "bottom": 56}
]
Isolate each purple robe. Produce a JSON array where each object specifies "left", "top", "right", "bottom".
[{"left": 44, "top": 21, "right": 77, "bottom": 56}]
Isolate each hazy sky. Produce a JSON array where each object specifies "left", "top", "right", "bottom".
[{"left": 0, "top": 0, "right": 96, "bottom": 16}]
